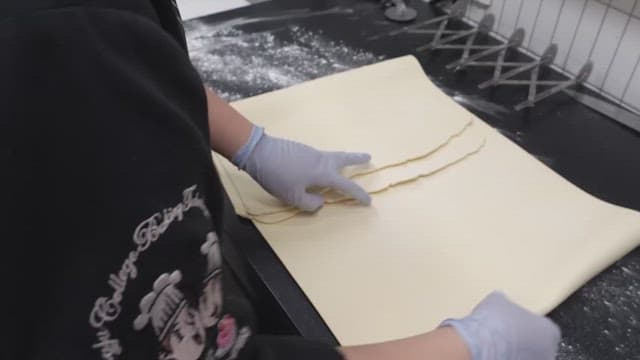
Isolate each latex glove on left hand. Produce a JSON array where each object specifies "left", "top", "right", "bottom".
[
  {"left": 232, "top": 126, "right": 372, "bottom": 212},
  {"left": 441, "top": 292, "right": 561, "bottom": 360}
]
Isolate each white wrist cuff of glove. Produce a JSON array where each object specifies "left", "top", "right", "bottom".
[
  {"left": 440, "top": 318, "right": 483, "bottom": 360},
  {"left": 232, "top": 125, "right": 264, "bottom": 169}
]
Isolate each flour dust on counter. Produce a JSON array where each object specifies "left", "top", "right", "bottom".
[
  {"left": 185, "top": 21, "right": 382, "bottom": 101},
  {"left": 553, "top": 251, "right": 640, "bottom": 360}
]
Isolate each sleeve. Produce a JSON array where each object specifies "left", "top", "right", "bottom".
[
  {"left": 1, "top": 3, "right": 213, "bottom": 358},
  {"left": 149, "top": 0, "right": 189, "bottom": 51},
  {"left": 222, "top": 281, "right": 345, "bottom": 360}
]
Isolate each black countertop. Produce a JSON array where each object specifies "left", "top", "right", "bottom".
[{"left": 184, "top": 1, "right": 640, "bottom": 359}]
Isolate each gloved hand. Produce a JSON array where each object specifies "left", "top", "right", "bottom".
[
  {"left": 232, "top": 126, "right": 372, "bottom": 212},
  {"left": 441, "top": 292, "right": 561, "bottom": 360}
]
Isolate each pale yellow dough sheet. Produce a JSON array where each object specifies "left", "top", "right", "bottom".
[
  {"left": 225, "top": 56, "right": 472, "bottom": 215},
  {"left": 214, "top": 55, "right": 640, "bottom": 347}
]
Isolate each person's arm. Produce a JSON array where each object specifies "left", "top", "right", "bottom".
[
  {"left": 204, "top": 86, "right": 371, "bottom": 211},
  {"left": 340, "top": 292, "right": 561, "bottom": 360},
  {"left": 340, "top": 327, "right": 470, "bottom": 360},
  {"left": 205, "top": 86, "right": 253, "bottom": 159}
]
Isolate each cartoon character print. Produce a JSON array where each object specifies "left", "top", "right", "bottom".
[
  {"left": 133, "top": 271, "right": 206, "bottom": 360},
  {"left": 213, "top": 316, "right": 251, "bottom": 360},
  {"left": 134, "top": 232, "right": 249, "bottom": 360},
  {"left": 164, "top": 305, "right": 207, "bottom": 360},
  {"left": 199, "top": 233, "right": 223, "bottom": 328}
]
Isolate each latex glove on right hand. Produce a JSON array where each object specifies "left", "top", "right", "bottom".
[
  {"left": 233, "top": 126, "right": 372, "bottom": 212},
  {"left": 441, "top": 292, "right": 561, "bottom": 360}
]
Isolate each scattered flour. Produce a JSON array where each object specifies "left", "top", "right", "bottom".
[
  {"left": 185, "top": 21, "right": 382, "bottom": 101},
  {"left": 552, "top": 251, "right": 640, "bottom": 360}
]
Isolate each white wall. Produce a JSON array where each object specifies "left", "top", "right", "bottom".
[
  {"left": 176, "top": 0, "right": 250, "bottom": 20},
  {"left": 465, "top": 0, "right": 640, "bottom": 112}
]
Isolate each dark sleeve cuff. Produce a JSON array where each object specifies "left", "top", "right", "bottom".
[{"left": 238, "top": 335, "right": 344, "bottom": 360}]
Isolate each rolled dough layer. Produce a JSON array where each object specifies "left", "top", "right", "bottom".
[
  {"left": 214, "top": 119, "right": 486, "bottom": 223},
  {"left": 327, "top": 120, "right": 486, "bottom": 202}
]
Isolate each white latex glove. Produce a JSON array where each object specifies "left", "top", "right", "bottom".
[
  {"left": 232, "top": 126, "right": 372, "bottom": 212},
  {"left": 441, "top": 292, "right": 561, "bottom": 360}
]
